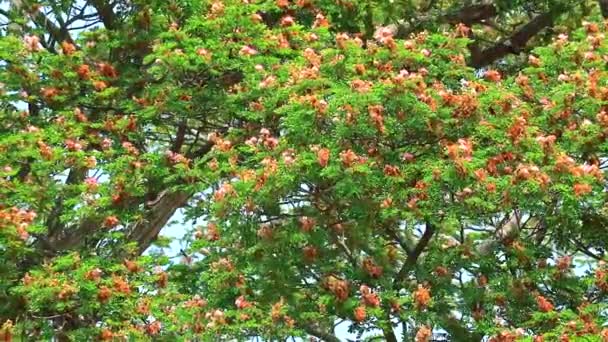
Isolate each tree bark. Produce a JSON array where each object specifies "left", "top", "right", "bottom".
[
  {"left": 394, "top": 222, "right": 435, "bottom": 287},
  {"left": 469, "top": 9, "right": 560, "bottom": 68},
  {"left": 91, "top": 0, "right": 116, "bottom": 29},
  {"left": 302, "top": 324, "right": 340, "bottom": 342},
  {"left": 129, "top": 191, "right": 191, "bottom": 255},
  {"left": 600, "top": 0, "right": 608, "bottom": 18},
  {"left": 444, "top": 4, "right": 497, "bottom": 25}
]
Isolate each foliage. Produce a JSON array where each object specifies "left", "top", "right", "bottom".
[{"left": 1, "top": 0, "right": 608, "bottom": 341}]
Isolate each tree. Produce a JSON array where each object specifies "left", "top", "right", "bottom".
[{"left": 2, "top": 0, "right": 608, "bottom": 340}]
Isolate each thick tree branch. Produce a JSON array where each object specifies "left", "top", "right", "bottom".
[
  {"left": 31, "top": 9, "right": 74, "bottom": 46},
  {"left": 571, "top": 238, "right": 604, "bottom": 260},
  {"left": 46, "top": 216, "right": 100, "bottom": 252},
  {"left": 172, "top": 121, "right": 187, "bottom": 153},
  {"left": 44, "top": 187, "right": 190, "bottom": 255},
  {"left": 444, "top": 4, "right": 497, "bottom": 25},
  {"left": 128, "top": 190, "right": 191, "bottom": 255},
  {"left": 301, "top": 324, "right": 340, "bottom": 342},
  {"left": 43, "top": 135, "right": 213, "bottom": 255},
  {"left": 45, "top": 167, "right": 87, "bottom": 242},
  {"left": 394, "top": 222, "right": 435, "bottom": 287},
  {"left": 469, "top": 8, "right": 561, "bottom": 68},
  {"left": 599, "top": 0, "right": 608, "bottom": 18},
  {"left": 381, "top": 318, "right": 398, "bottom": 342},
  {"left": 91, "top": 0, "right": 116, "bottom": 29},
  {"left": 440, "top": 315, "right": 484, "bottom": 341},
  {"left": 394, "top": 4, "right": 498, "bottom": 39}
]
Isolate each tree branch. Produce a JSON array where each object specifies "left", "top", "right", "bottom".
[
  {"left": 128, "top": 190, "right": 191, "bottom": 255},
  {"left": 469, "top": 8, "right": 562, "bottom": 68},
  {"left": 394, "top": 222, "right": 435, "bottom": 287},
  {"left": 31, "top": 8, "right": 74, "bottom": 46},
  {"left": 45, "top": 167, "right": 87, "bottom": 243},
  {"left": 381, "top": 317, "right": 398, "bottom": 342},
  {"left": 301, "top": 324, "right": 340, "bottom": 342},
  {"left": 91, "top": 0, "right": 116, "bottom": 29},
  {"left": 440, "top": 315, "right": 484, "bottom": 341},
  {"left": 171, "top": 120, "right": 187, "bottom": 153},
  {"left": 599, "top": 0, "right": 608, "bottom": 18},
  {"left": 571, "top": 238, "right": 604, "bottom": 260},
  {"left": 444, "top": 4, "right": 497, "bottom": 25},
  {"left": 394, "top": 4, "right": 498, "bottom": 39}
]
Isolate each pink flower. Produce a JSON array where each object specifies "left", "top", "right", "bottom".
[
  {"left": 101, "top": 138, "right": 112, "bottom": 150},
  {"left": 235, "top": 295, "right": 252, "bottom": 309},
  {"left": 240, "top": 45, "right": 258, "bottom": 56},
  {"left": 245, "top": 136, "right": 258, "bottom": 147},
  {"left": 280, "top": 16, "right": 295, "bottom": 27},
  {"left": 24, "top": 35, "right": 41, "bottom": 52},
  {"left": 259, "top": 75, "right": 276, "bottom": 88},
  {"left": 84, "top": 177, "right": 98, "bottom": 191}
]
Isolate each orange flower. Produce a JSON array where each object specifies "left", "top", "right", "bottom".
[
  {"left": 299, "top": 216, "right": 316, "bottom": 232},
  {"left": 535, "top": 295, "right": 554, "bottom": 312},
  {"left": 380, "top": 197, "right": 393, "bottom": 208},
  {"left": 354, "top": 64, "right": 366, "bottom": 75},
  {"left": 98, "top": 63, "right": 118, "bottom": 78},
  {"left": 415, "top": 325, "right": 432, "bottom": 342},
  {"left": 360, "top": 285, "right": 380, "bottom": 307},
  {"left": 76, "top": 64, "right": 90, "bottom": 79},
  {"left": 325, "top": 276, "right": 349, "bottom": 301},
  {"left": 434, "top": 266, "right": 450, "bottom": 277},
  {"left": 317, "top": 148, "right": 330, "bottom": 167},
  {"left": 206, "top": 222, "right": 220, "bottom": 241},
  {"left": 146, "top": 321, "right": 161, "bottom": 335},
  {"left": 41, "top": 87, "right": 59, "bottom": 100},
  {"left": 97, "top": 286, "right": 112, "bottom": 303},
  {"left": 157, "top": 271, "right": 168, "bottom": 288},
  {"left": 112, "top": 276, "right": 131, "bottom": 294},
  {"left": 104, "top": 216, "right": 119, "bottom": 228},
  {"left": 353, "top": 306, "right": 366, "bottom": 322},
  {"left": 136, "top": 300, "right": 150, "bottom": 315},
  {"left": 239, "top": 45, "right": 258, "bottom": 56},
  {"left": 368, "top": 105, "right": 385, "bottom": 133},
  {"left": 600, "top": 328, "right": 608, "bottom": 342},
  {"left": 100, "top": 328, "right": 113, "bottom": 341},
  {"left": 339, "top": 149, "right": 358, "bottom": 167},
  {"left": 302, "top": 245, "right": 318, "bottom": 262},
  {"left": 528, "top": 55, "right": 541, "bottom": 67},
  {"left": 556, "top": 255, "right": 572, "bottom": 271},
  {"left": 271, "top": 299, "right": 284, "bottom": 321},
  {"left": 22, "top": 273, "right": 33, "bottom": 286},
  {"left": 413, "top": 285, "right": 431, "bottom": 310},
  {"left": 61, "top": 41, "right": 76, "bottom": 55},
  {"left": 351, "top": 79, "right": 372, "bottom": 93},
  {"left": 474, "top": 168, "right": 487, "bottom": 181},
  {"left": 383, "top": 165, "right": 400, "bottom": 177},
  {"left": 484, "top": 69, "right": 502, "bottom": 82},
  {"left": 257, "top": 224, "right": 273, "bottom": 240},
  {"left": 573, "top": 183, "right": 592, "bottom": 197},
  {"left": 93, "top": 80, "right": 108, "bottom": 91},
  {"left": 508, "top": 116, "right": 527, "bottom": 143},
  {"left": 362, "top": 258, "right": 383, "bottom": 278}
]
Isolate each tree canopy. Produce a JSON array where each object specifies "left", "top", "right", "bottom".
[{"left": 2, "top": 0, "right": 608, "bottom": 341}]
